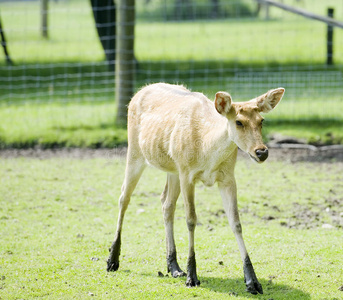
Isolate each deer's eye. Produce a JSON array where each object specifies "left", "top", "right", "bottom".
[{"left": 236, "top": 120, "right": 243, "bottom": 127}]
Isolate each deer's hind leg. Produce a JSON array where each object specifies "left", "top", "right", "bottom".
[
  {"left": 161, "top": 173, "right": 186, "bottom": 277},
  {"left": 107, "top": 150, "right": 146, "bottom": 272}
]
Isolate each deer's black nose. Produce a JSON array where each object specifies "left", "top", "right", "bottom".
[{"left": 255, "top": 148, "right": 268, "bottom": 161}]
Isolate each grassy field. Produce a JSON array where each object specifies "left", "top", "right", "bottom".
[
  {"left": 1, "top": 96, "right": 343, "bottom": 149},
  {"left": 1, "top": 154, "right": 343, "bottom": 299},
  {"left": 0, "top": 0, "right": 342, "bottom": 148},
  {"left": 1, "top": 0, "right": 342, "bottom": 64},
  {"left": 0, "top": 103, "right": 127, "bottom": 148},
  {"left": 1, "top": 3, "right": 342, "bottom": 299}
]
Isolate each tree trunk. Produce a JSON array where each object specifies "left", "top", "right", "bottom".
[
  {"left": 90, "top": 0, "right": 116, "bottom": 71},
  {"left": 115, "top": 0, "right": 135, "bottom": 127}
]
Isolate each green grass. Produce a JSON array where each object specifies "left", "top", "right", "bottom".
[
  {"left": 1, "top": 0, "right": 342, "bottom": 64},
  {"left": 136, "top": 19, "right": 343, "bottom": 65},
  {"left": 1, "top": 155, "right": 343, "bottom": 299},
  {"left": 0, "top": 102, "right": 127, "bottom": 149},
  {"left": 0, "top": 1, "right": 103, "bottom": 63},
  {"left": 1, "top": 95, "right": 343, "bottom": 149}
]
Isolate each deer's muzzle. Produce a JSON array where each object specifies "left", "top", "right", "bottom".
[{"left": 255, "top": 148, "right": 268, "bottom": 162}]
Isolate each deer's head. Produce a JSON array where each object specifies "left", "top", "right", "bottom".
[{"left": 215, "top": 88, "right": 285, "bottom": 163}]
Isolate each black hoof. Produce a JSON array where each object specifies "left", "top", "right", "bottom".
[
  {"left": 186, "top": 277, "right": 200, "bottom": 287},
  {"left": 186, "top": 254, "right": 200, "bottom": 287},
  {"left": 243, "top": 256, "right": 263, "bottom": 294},
  {"left": 107, "top": 260, "right": 119, "bottom": 272},
  {"left": 246, "top": 281, "right": 263, "bottom": 295}
]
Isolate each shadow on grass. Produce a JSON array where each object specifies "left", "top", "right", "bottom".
[
  {"left": 53, "top": 122, "right": 118, "bottom": 132},
  {"left": 199, "top": 276, "right": 311, "bottom": 299},
  {"left": 139, "top": 271, "right": 311, "bottom": 298},
  {"left": 267, "top": 118, "right": 343, "bottom": 127}
]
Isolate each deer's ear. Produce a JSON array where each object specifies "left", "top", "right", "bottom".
[
  {"left": 255, "top": 88, "right": 285, "bottom": 113},
  {"left": 215, "top": 92, "right": 232, "bottom": 115}
]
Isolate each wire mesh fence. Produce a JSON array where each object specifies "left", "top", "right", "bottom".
[{"left": 0, "top": 0, "right": 342, "bottom": 116}]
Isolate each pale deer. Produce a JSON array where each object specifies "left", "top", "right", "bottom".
[{"left": 107, "top": 83, "right": 284, "bottom": 295}]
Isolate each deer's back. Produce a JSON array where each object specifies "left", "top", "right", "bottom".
[{"left": 128, "top": 83, "right": 218, "bottom": 173}]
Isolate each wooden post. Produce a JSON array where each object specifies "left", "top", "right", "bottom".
[
  {"left": 115, "top": 0, "right": 135, "bottom": 127},
  {"left": 41, "top": 0, "right": 49, "bottom": 39},
  {"left": 327, "top": 8, "right": 334, "bottom": 65},
  {"left": 264, "top": 3, "right": 270, "bottom": 20}
]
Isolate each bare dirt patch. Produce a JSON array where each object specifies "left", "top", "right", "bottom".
[
  {"left": 267, "top": 144, "right": 343, "bottom": 163},
  {"left": 0, "top": 148, "right": 127, "bottom": 160},
  {"left": 1, "top": 144, "right": 343, "bottom": 162},
  {"left": 284, "top": 199, "right": 343, "bottom": 230}
]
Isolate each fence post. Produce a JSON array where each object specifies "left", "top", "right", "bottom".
[
  {"left": 327, "top": 7, "right": 334, "bottom": 65},
  {"left": 41, "top": 0, "right": 49, "bottom": 39},
  {"left": 115, "top": 0, "right": 136, "bottom": 127}
]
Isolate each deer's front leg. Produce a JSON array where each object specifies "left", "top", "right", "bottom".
[
  {"left": 180, "top": 177, "right": 200, "bottom": 287},
  {"left": 219, "top": 180, "right": 263, "bottom": 295}
]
